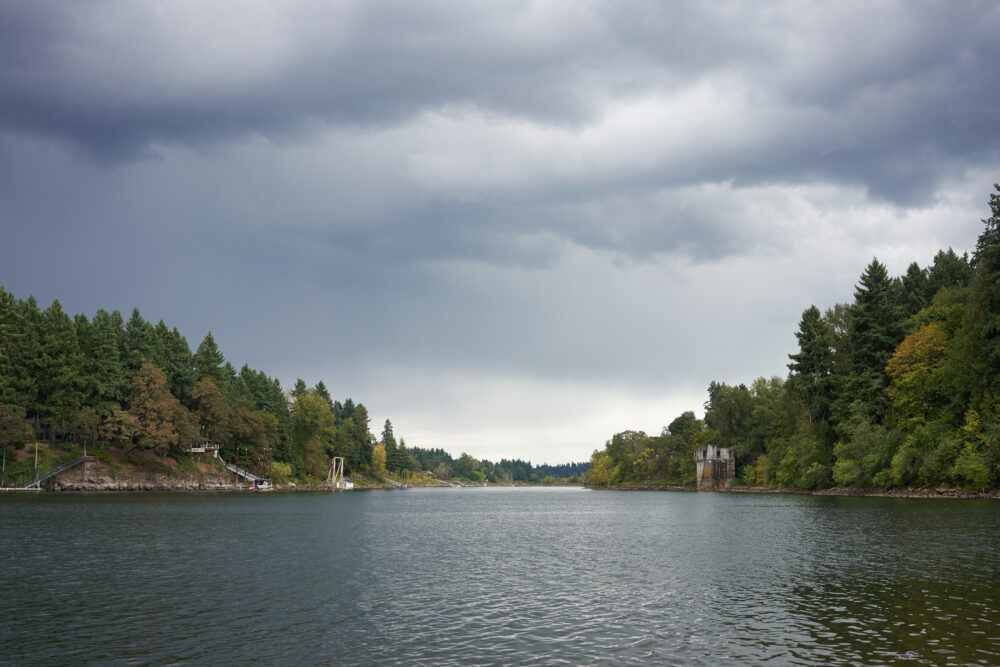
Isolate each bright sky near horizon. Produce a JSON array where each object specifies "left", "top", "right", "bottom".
[{"left": 1, "top": 1, "right": 998, "bottom": 463}]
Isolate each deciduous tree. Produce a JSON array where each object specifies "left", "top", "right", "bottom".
[{"left": 127, "top": 363, "right": 179, "bottom": 455}]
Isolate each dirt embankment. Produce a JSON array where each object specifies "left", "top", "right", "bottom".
[{"left": 47, "top": 455, "right": 242, "bottom": 492}]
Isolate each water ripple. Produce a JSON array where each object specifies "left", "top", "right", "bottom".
[{"left": 1, "top": 489, "right": 998, "bottom": 665}]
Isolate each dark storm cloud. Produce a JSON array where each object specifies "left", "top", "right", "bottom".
[
  {"left": 2, "top": 1, "right": 997, "bottom": 200},
  {"left": 2, "top": 1, "right": 999, "bottom": 458}
]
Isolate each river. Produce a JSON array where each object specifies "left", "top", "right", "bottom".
[{"left": 1, "top": 487, "right": 997, "bottom": 665}]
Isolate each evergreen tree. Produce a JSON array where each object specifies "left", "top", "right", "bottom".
[
  {"left": 963, "top": 184, "right": 1000, "bottom": 405},
  {"left": 314, "top": 381, "right": 334, "bottom": 410},
  {"left": 220, "top": 361, "right": 238, "bottom": 399},
  {"left": 162, "top": 327, "right": 196, "bottom": 406},
  {"left": 381, "top": 418, "right": 396, "bottom": 449},
  {"left": 349, "top": 403, "right": 373, "bottom": 471},
  {"left": 900, "top": 262, "right": 929, "bottom": 317},
  {"left": 123, "top": 308, "right": 157, "bottom": 372},
  {"left": 927, "top": 247, "right": 973, "bottom": 298},
  {"left": 150, "top": 320, "right": 171, "bottom": 370},
  {"left": 291, "top": 379, "right": 308, "bottom": 400},
  {"left": 77, "top": 310, "right": 128, "bottom": 418},
  {"left": 193, "top": 332, "right": 227, "bottom": 389},
  {"left": 233, "top": 369, "right": 292, "bottom": 459},
  {"left": 787, "top": 305, "right": 837, "bottom": 442},
  {"left": 382, "top": 418, "right": 400, "bottom": 472},
  {"left": 13, "top": 296, "right": 45, "bottom": 428},
  {"left": 39, "top": 300, "right": 85, "bottom": 441},
  {"left": 392, "top": 437, "right": 414, "bottom": 472},
  {"left": 840, "top": 258, "right": 904, "bottom": 423},
  {"left": 341, "top": 398, "right": 356, "bottom": 423},
  {"left": 0, "top": 288, "right": 27, "bottom": 408}
]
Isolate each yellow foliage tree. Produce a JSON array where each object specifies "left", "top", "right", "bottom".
[
  {"left": 372, "top": 442, "right": 387, "bottom": 479},
  {"left": 588, "top": 451, "right": 617, "bottom": 487},
  {"left": 886, "top": 323, "right": 949, "bottom": 429},
  {"left": 293, "top": 391, "right": 336, "bottom": 479}
]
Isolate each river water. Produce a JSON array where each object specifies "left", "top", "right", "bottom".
[{"left": 1, "top": 487, "right": 998, "bottom": 665}]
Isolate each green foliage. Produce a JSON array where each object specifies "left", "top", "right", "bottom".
[
  {"left": 92, "top": 447, "right": 115, "bottom": 467},
  {"left": 900, "top": 262, "right": 930, "bottom": 317},
  {"left": 0, "top": 404, "right": 33, "bottom": 445},
  {"left": 800, "top": 462, "right": 833, "bottom": 490},
  {"left": 193, "top": 332, "right": 227, "bottom": 391},
  {"left": 588, "top": 451, "right": 617, "bottom": 487},
  {"left": 832, "top": 457, "right": 860, "bottom": 487},
  {"left": 886, "top": 323, "right": 950, "bottom": 429},
  {"left": 838, "top": 258, "right": 905, "bottom": 424},
  {"left": 788, "top": 306, "right": 836, "bottom": 444},
  {"left": 0, "top": 289, "right": 376, "bottom": 483},
  {"left": 927, "top": 248, "right": 973, "bottom": 296},
  {"left": 593, "top": 185, "right": 1000, "bottom": 492},
  {"left": 270, "top": 461, "right": 294, "bottom": 484},
  {"left": 951, "top": 445, "right": 992, "bottom": 490}
]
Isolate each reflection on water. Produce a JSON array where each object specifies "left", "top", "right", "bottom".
[{"left": 1, "top": 489, "right": 997, "bottom": 665}]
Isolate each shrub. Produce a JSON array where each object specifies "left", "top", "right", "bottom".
[
  {"left": 776, "top": 450, "right": 799, "bottom": 487},
  {"left": 801, "top": 463, "right": 833, "bottom": 490},
  {"left": 890, "top": 439, "right": 923, "bottom": 487},
  {"left": 270, "top": 461, "right": 293, "bottom": 484},
  {"left": 832, "top": 458, "right": 859, "bottom": 487},
  {"left": 952, "top": 445, "right": 993, "bottom": 490}
]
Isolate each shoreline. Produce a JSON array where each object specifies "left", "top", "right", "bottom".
[
  {"left": 0, "top": 453, "right": 579, "bottom": 493},
  {"left": 592, "top": 483, "right": 1000, "bottom": 499}
]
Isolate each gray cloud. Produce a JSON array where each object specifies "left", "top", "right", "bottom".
[
  {"left": 2, "top": 2, "right": 997, "bottom": 197},
  {"left": 2, "top": 1, "right": 998, "bottom": 459}
]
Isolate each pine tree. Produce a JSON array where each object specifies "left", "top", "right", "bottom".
[
  {"left": 162, "top": 327, "right": 195, "bottom": 406},
  {"left": 193, "top": 332, "right": 227, "bottom": 389},
  {"left": 77, "top": 310, "right": 128, "bottom": 418},
  {"left": 123, "top": 308, "right": 156, "bottom": 372},
  {"left": 787, "top": 305, "right": 836, "bottom": 441},
  {"left": 927, "top": 248, "right": 973, "bottom": 298},
  {"left": 314, "top": 381, "right": 334, "bottom": 410},
  {"left": 392, "top": 437, "right": 413, "bottom": 472},
  {"left": 382, "top": 418, "right": 400, "bottom": 472},
  {"left": 839, "top": 258, "right": 905, "bottom": 423},
  {"left": 961, "top": 184, "right": 1000, "bottom": 406},
  {"left": 39, "top": 300, "right": 85, "bottom": 441},
  {"left": 900, "top": 262, "right": 929, "bottom": 318},
  {"left": 350, "top": 403, "right": 373, "bottom": 471},
  {"left": 0, "top": 288, "right": 26, "bottom": 407}
]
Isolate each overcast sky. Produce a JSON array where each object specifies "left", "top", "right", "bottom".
[{"left": 2, "top": 1, "right": 999, "bottom": 463}]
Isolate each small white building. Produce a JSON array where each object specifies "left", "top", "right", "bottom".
[{"left": 694, "top": 445, "right": 735, "bottom": 490}]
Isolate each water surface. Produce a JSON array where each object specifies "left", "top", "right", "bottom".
[{"left": 1, "top": 488, "right": 997, "bottom": 665}]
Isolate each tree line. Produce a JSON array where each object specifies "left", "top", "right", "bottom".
[
  {"left": 0, "top": 296, "right": 385, "bottom": 482},
  {"left": 590, "top": 185, "right": 1000, "bottom": 491},
  {"left": 401, "top": 445, "right": 588, "bottom": 483},
  {"left": 0, "top": 296, "right": 588, "bottom": 484}
]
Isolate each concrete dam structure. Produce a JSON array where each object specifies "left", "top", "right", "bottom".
[{"left": 694, "top": 445, "right": 735, "bottom": 490}]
